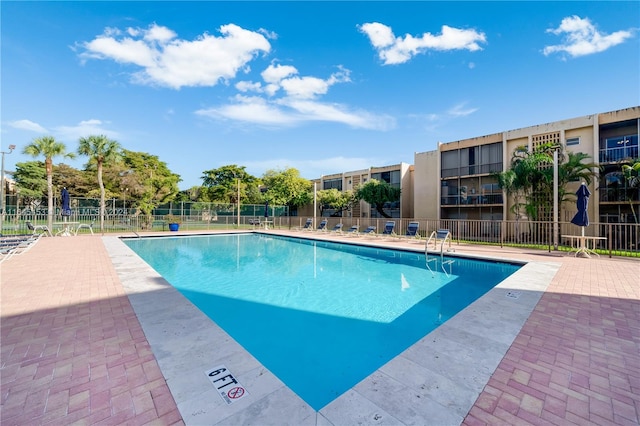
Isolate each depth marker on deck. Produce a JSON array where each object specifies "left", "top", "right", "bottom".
[{"left": 206, "top": 365, "right": 248, "bottom": 405}]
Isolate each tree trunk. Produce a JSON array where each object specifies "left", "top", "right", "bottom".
[
  {"left": 98, "top": 162, "right": 105, "bottom": 232},
  {"left": 376, "top": 205, "right": 391, "bottom": 218},
  {"left": 46, "top": 158, "right": 54, "bottom": 232}
]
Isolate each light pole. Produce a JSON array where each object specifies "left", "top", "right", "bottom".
[
  {"left": 122, "top": 188, "right": 128, "bottom": 216},
  {"left": 237, "top": 177, "right": 240, "bottom": 228},
  {"left": 1, "top": 144, "right": 16, "bottom": 231}
]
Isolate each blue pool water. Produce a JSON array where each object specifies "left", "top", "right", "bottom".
[{"left": 125, "top": 234, "right": 520, "bottom": 410}]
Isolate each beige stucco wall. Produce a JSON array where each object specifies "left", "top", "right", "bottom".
[
  {"left": 439, "top": 133, "right": 502, "bottom": 151},
  {"left": 598, "top": 106, "right": 640, "bottom": 124},
  {"left": 413, "top": 150, "right": 439, "bottom": 219}
]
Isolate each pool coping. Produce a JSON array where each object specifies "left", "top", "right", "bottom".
[{"left": 104, "top": 232, "right": 560, "bottom": 425}]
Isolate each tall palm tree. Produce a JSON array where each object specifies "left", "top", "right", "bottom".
[
  {"left": 621, "top": 159, "right": 640, "bottom": 223},
  {"left": 557, "top": 151, "right": 597, "bottom": 220},
  {"left": 78, "top": 135, "right": 122, "bottom": 232},
  {"left": 23, "top": 136, "right": 75, "bottom": 232},
  {"left": 493, "top": 169, "right": 525, "bottom": 242}
]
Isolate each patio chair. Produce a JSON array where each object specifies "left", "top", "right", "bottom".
[
  {"left": 315, "top": 219, "right": 328, "bottom": 232},
  {"left": 1, "top": 233, "right": 42, "bottom": 262},
  {"left": 297, "top": 218, "right": 313, "bottom": 231},
  {"left": 75, "top": 220, "right": 95, "bottom": 235},
  {"left": 358, "top": 226, "right": 377, "bottom": 237},
  {"left": 404, "top": 221, "right": 420, "bottom": 239},
  {"left": 329, "top": 223, "right": 343, "bottom": 233},
  {"left": 381, "top": 221, "right": 396, "bottom": 237},
  {"left": 26, "top": 221, "right": 52, "bottom": 237},
  {"left": 344, "top": 225, "right": 359, "bottom": 236}
]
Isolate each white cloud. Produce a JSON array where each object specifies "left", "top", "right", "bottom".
[
  {"left": 54, "top": 119, "right": 120, "bottom": 141},
  {"left": 235, "top": 81, "right": 263, "bottom": 93},
  {"left": 543, "top": 16, "right": 634, "bottom": 58},
  {"left": 8, "top": 119, "right": 48, "bottom": 133},
  {"left": 415, "top": 102, "right": 478, "bottom": 132},
  {"left": 280, "top": 76, "right": 330, "bottom": 99},
  {"left": 261, "top": 63, "right": 298, "bottom": 84},
  {"left": 447, "top": 103, "right": 478, "bottom": 117},
  {"left": 359, "top": 22, "right": 487, "bottom": 65},
  {"left": 79, "top": 23, "right": 271, "bottom": 89},
  {"left": 197, "top": 64, "right": 391, "bottom": 130},
  {"left": 196, "top": 93, "right": 394, "bottom": 131},
  {"left": 197, "top": 95, "right": 300, "bottom": 126}
]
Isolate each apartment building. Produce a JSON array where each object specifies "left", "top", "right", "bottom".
[
  {"left": 302, "top": 163, "right": 413, "bottom": 218},
  {"left": 303, "top": 106, "right": 638, "bottom": 226},
  {"left": 415, "top": 106, "right": 640, "bottom": 224}
]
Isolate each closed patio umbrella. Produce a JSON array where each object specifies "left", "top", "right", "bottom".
[
  {"left": 61, "top": 187, "right": 71, "bottom": 218},
  {"left": 570, "top": 183, "right": 590, "bottom": 229},
  {"left": 570, "top": 183, "right": 590, "bottom": 256}
]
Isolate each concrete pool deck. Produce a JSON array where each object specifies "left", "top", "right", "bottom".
[{"left": 1, "top": 230, "right": 638, "bottom": 425}]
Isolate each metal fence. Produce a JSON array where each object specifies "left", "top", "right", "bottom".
[{"left": 1, "top": 211, "right": 637, "bottom": 258}]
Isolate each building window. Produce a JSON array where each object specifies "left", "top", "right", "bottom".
[
  {"left": 600, "top": 134, "right": 639, "bottom": 162},
  {"left": 323, "top": 178, "right": 342, "bottom": 191},
  {"left": 566, "top": 137, "right": 580, "bottom": 146},
  {"left": 441, "top": 142, "right": 502, "bottom": 177},
  {"left": 371, "top": 170, "right": 400, "bottom": 188}
]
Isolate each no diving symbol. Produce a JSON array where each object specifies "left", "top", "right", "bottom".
[
  {"left": 206, "top": 364, "right": 248, "bottom": 405},
  {"left": 227, "top": 387, "right": 245, "bottom": 399}
]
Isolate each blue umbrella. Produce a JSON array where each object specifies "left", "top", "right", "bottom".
[
  {"left": 570, "top": 183, "right": 590, "bottom": 228},
  {"left": 61, "top": 187, "right": 71, "bottom": 217},
  {"left": 264, "top": 201, "right": 269, "bottom": 218}
]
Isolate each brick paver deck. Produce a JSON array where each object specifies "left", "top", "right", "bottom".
[
  {"left": 1, "top": 236, "right": 183, "bottom": 425},
  {"left": 1, "top": 234, "right": 638, "bottom": 425},
  {"left": 460, "top": 247, "right": 640, "bottom": 426}
]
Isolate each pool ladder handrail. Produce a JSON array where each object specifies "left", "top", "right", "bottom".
[
  {"left": 425, "top": 229, "right": 455, "bottom": 276},
  {"left": 425, "top": 229, "right": 454, "bottom": 255}
]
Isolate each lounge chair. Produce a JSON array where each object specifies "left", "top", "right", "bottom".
[
  {"left": 26, "top": 221, "right": 52, "bottom": 237},
  {"left": 297, "top": 218, "right": 313, "bottom": 231},
  {"left": 329, "top": 223, "right": 343, "bottom": 233},
  {"left": 359, "top": 226, "right": 377, "bottom": 237},
  {"left": 315, "top": 219, "right": 328, "bottom": 231},
  {"left": 1, "top": 234, "right": 42, "bottom": 262},
  {"left": 381, "top": 221, "right": 396, "bottom": 237},
  {"left": 404, "top": 221, "right": 420, "bottom": 239},
  {"left": 75, "top": 220, "right": 95, "bottom": 235},
  {"left": 344, "top": 225, "right": 359, "bottom": 236}
]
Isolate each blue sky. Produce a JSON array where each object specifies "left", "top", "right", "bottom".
[{"left": 2, "top": 1, "right": 639, "bottom": 189}]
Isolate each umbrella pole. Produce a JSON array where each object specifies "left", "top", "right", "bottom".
[{"left": 577, "top": 226, "right": 591, "bottom": 258}]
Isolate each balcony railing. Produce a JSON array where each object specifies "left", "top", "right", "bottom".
[
  {"left": 441, "top": 194, "right": 503, "bottom": 206},
  {"left": 441, "top": 162, "right": 502, "bottom": 178},
  {"left": 599, "top": 146, "right": 639, "bottom": 163},
  {"left": 600, "top": 188, "right": 640, "bottom": 202}
]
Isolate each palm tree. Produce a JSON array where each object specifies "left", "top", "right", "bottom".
[
  {"left": 23, "top": 136, "right": 75, "bottom": 232},
  {"left": 78, "top": 135, "right": 122, "bottom": 232},
  {"left": 557, "top": 151, "right": 597, "bottom": 220},
  {"left": 493, "top": 169, "right": 525, "bottom": 242},
  {"left": 621, "top": 159, "right": 640, "bottom": 223}
]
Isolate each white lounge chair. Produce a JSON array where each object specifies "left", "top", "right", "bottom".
[
  {"left": 26, "top": 221, "right": 52, "bottom": 237},
  {"left": 75, "top": 220, "right": 95, "bottom": 235}
]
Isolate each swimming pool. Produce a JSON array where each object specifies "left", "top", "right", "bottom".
[{"left": 125, "top": 234, "right": 520, "bottom": 410}]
